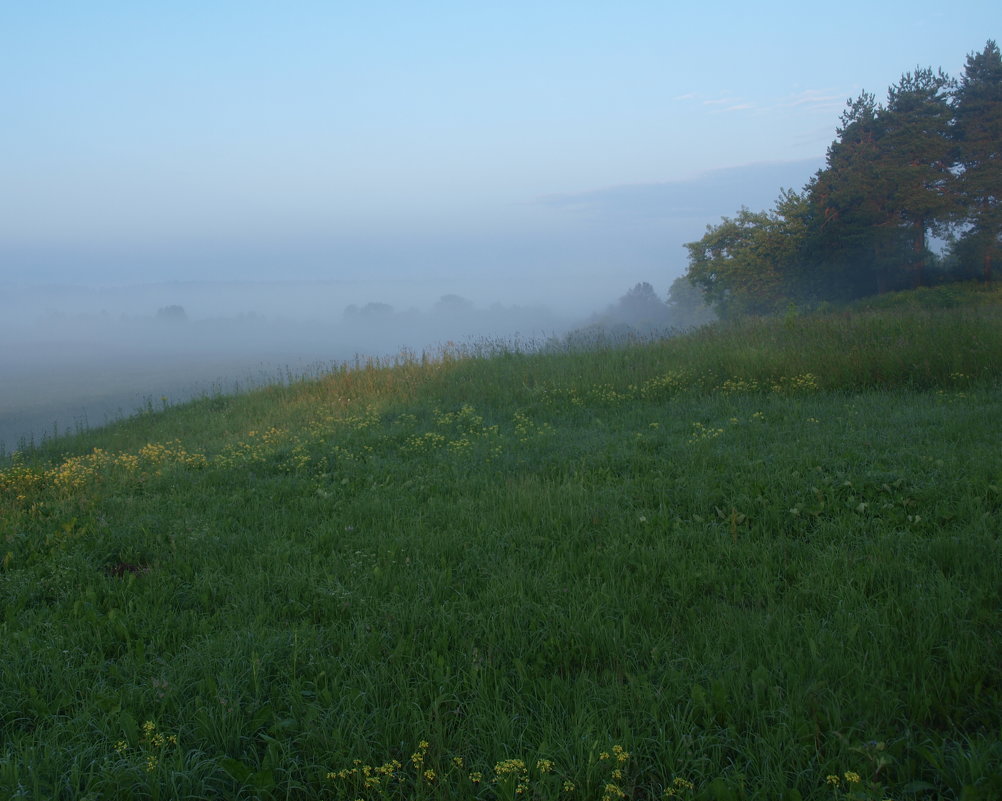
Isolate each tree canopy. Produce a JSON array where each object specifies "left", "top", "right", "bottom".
[{"left": 684, "top": 41, "right": 1002, "bottom": 316}]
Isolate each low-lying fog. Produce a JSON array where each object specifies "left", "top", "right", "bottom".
[
  {"left": 0, "top": 279, "right": 629, "bottom": 452},
  {"left": 1, "top": 159, "right": 822, "bottom": 452}
]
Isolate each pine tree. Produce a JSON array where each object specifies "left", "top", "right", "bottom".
[
  {"left": 953, "top": 40, "right": 1002, "bottom": 281},
  {"left": 808, "top": 93, "right": 908, "bottom": 296},
  {"left": 879, "top": 67, "right": 957, "bottom": 286}
]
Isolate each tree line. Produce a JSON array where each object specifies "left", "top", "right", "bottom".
[{"left": 685, "top": 41, "right": 1002, "bottom": 317}]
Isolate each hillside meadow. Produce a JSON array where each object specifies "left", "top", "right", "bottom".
[{"left": 1, "top": 289, "right": 1001, "bottom": 800}]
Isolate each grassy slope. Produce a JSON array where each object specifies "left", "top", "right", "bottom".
[{"left": 2, "top": 292, "right": 1001, "bottom": 800}]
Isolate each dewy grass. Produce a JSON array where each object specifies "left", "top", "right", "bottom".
[{"left": 1, "top": 304, "right": 1001, "bottom": 800}]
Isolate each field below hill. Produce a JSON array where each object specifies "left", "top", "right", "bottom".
[{"left": 2, "top": 293, "right": 1001, "bottom": 800}]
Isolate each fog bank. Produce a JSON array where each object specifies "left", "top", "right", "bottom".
[{"left": 0, "top": 281, "right": 579, "bottom": 451}]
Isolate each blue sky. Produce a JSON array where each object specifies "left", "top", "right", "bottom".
[{"left": 1, "top": 1, "right": 997, "bottom": 305}]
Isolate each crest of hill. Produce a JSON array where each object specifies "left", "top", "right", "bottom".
[{"left": 13, "top": 282, "right": 1002, "bottom": 463}]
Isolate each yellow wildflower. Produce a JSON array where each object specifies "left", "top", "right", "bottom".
[{"left": 602, "top": 782, "right": 626, "bottom": 801}]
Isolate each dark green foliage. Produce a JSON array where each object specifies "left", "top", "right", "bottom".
[
  {"left": 810, "top": 92, "right": 909, "bottom": 299},
  {"left": 952, "top": 40, "right": 1002, "bottom": 281},
  {"left": 686, "top": 42, "right": 1002, "bottom": 317},
  {"left": 881, "top": 68, "right": 957, "bottom": 286},
  {"left": 686, "top": 191, "right": 809, "bottom": 316}
]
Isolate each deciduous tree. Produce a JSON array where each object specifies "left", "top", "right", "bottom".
[{"left": 684, "top": 190, "right": 808, "bottom": 316}]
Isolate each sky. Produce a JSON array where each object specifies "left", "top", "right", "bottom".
[{"left": 1, "top": 0, "right": 998, "bottom": 309}]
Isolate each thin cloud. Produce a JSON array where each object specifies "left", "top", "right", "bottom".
[
  {"left": 688, "top": 88, "right": 847, "bottom": 116},
  {"left": 778, "top": 88, "right": 847, "bottom": 112},
  {"left": 674, "top": 92, "right": 757, "bottom": 112}
]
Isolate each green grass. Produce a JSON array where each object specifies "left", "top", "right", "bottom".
[{"left": 2, "top": 300, "right": 1001, "bottom": 800}]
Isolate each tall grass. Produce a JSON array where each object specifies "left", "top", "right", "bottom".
[{"left": 1, "top": 302, "right": 1000, "bottom": 800}]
